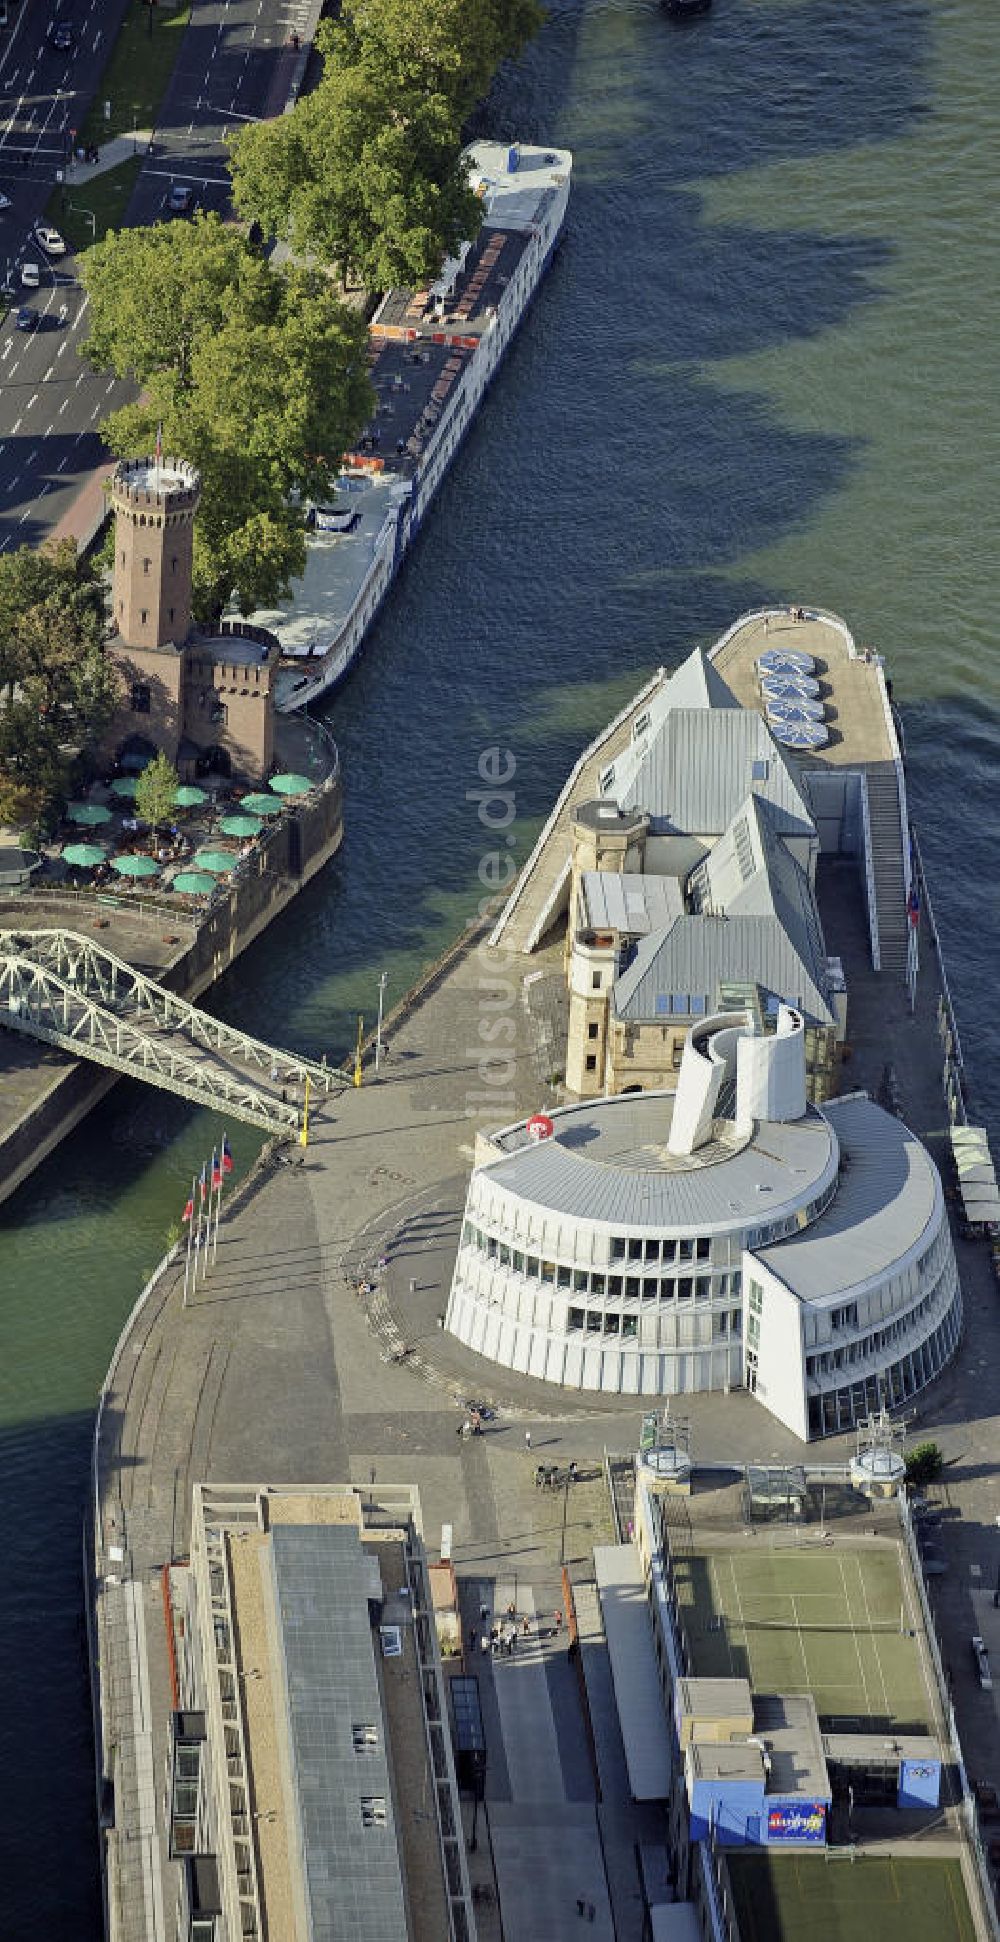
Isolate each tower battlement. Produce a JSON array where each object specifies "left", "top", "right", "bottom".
[{"left": 111, "top": 456, "right": 201, "bottom": 524}]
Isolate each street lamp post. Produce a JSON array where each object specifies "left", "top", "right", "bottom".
[
  {"left": 560, "top": 1470, "right": 571, "bottom": 1565},
  {"left": 375, "top": 970, "right": 387, "bottom": 1073},
  {"left": 69, "top": 205, "right": 97, "bottom": 239},
  {"left": 132, "top": 111, "right": 138, "bottom": 156}
]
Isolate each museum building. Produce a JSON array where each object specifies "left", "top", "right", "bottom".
[{"left": 445, "top": 1007, "right": 961, "bottom": 1439}]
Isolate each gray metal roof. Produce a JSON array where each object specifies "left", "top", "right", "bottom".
[
  {"left": 611, "top": 709, "right": 815, "bottom": 843},
  {"left": 612, "top": 912, "right": 835, "bottom": 1028},
  {"left": 647, "top": 646, "right": 739, "bottom": 716},
  {"left": 580, "top": 871, "right": 685, "bottom": 936},
  {"left": 481, "top": 1090, "right": 835, "bottom": 1235},
  {"left": 756, "top": 1094, "right": 941, "bottom": 1303},
  {"left": 594, "top": 1544, "right": 671, "bottom": 1800},
  {"left": 269, "top": 1523, "right": 409, "bottom": 1942}
]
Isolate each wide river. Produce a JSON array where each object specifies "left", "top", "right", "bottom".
[{"left": 2, "top": 0, "right": 997, "bottom": 1929}]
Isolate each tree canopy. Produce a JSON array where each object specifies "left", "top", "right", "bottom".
[
  {"left": 0, "top": 542, "right": 121, "bottom": 832},
  {"left": 80, "top": 218, "right": 373, "bottom": 619},
  {"left": 135, "top": 751, "right": 180, "bottom": 830},
  {"left": 229, "top": 0, "right": 543, "bottom": 289}
]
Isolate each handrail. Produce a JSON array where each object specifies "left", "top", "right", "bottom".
[
  {"left": 487, "top": 664, "right": 668, "bottom": 947},
  {"left": 859, "top": 774, "right": 881, "bottom": 972}
]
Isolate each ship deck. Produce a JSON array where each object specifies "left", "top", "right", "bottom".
[{"left": 711, "top": 608, "right": 894, "bottom": 768}]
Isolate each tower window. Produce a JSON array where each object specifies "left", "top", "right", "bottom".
[
  {"left": 143, "top": 558, "right": 151, "bottom": 575},
  {"left": 168, "top": 608, "right": 175, "bottom": 624},
  {"left": 171, "top": 557, "right": 178, "bottom": 572},
  {"left": 120, "top": 552, "right": 125, "bottom": 567},
  {"left": 130, "top": 682, "right": 151, "bottom": 714},
  {"left": 587, "top": 1022, "right": 599, "bottom": 1040},
  {"left": 585, "top": 1055, "right": 597, "bottom": 1072},
  {"left": 140, "top": 609, "right": 148, "bottom": 625}
]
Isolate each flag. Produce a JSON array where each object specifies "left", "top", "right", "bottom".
[
  {"left": 907, "top": 887, "right": 920, "bottom": 929},
  {"left": 221, "top": 1134, "right": 233, "bottom": 1175},
  {"left": 154, "top": 420, "right": 163, "bottom": 466},
  {"left": 182, "top": 1192, "right": 194, "bottom": 1223},
  {"left": 211, "top": 1149, "right": 222, "bottom": 1189},
  {"left": 199, "top": 1161, "right": 207, "bottom": 1203}
]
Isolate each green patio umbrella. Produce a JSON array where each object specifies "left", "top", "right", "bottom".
[
  {"left": 110, "top": 776, "right": 139, "bottom": 799},
  {"left": 172, "top": 870, "right": 217, "bottom": 895},
  {"left": 240, "top": 792, "right": 283, "bottom": 817},
  {"left": 268, "top": 772, "right": 311, "bottom": 796},
  {"left": 219, "top": 813, "right": 262, "bottom": 839},
  {"left": 174, "top": 784, "right": 207, "bottom": 808},
  {"left": 62, "top": 842, "right": 107, "bottom": 868},
  {"left": 66, "top": 801, "right": 112, "bottom": 827},
  {"left": 192, "top": 849, "right": 236, "bottom": 874},
  {"left": 111, "top": 852, "right": 161, "bottom": 878}
]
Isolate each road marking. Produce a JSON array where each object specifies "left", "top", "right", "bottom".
[
  {"left": 27, "top": 391, "right": 38, "bottom": 409},
  {"left": 56, "top": 455, "right": 69, "bottom": 471},
  {"left": 58, "top": 398, "right": 69, "bottom": 415},
  {"left": 44, "top": 364, "right": 55, "bottom": 381},
  {"left": 11, "top": 415, "right": 22, "bottom": 433}
]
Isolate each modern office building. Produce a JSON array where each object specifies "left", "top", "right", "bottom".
[
  {"left": 167, "top": 1482, "right": 475, "bottom": 1942},
  {"left": 445, "top": 1007, "right": 961, "bottom": 1438}
]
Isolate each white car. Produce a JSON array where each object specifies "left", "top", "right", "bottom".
[
  {"left": 0, "top": 194, "right": 12, "bottom": 213},
  {"left": 20, "top": 261, "right": 41, "bottom": 288},
  {"left": 34, "top": 224, "right": 67, "bottom": 257}
]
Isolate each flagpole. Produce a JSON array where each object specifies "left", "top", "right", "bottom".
[
  {"left": 200, "top": 1164, "right": 211, "bottom": 1283},
  {"left": 182, "top": 1176, "right": 196, "bottom": 1308},
  {"left": 212, "top": 1143, "right": 224, "bottom": 1263},
  {"left": 300, "top": 1078, "right": 310, "bottom": 1150}
]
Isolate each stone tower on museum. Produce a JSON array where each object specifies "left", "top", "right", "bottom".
[{"left": 110, "top": 453, "right": 200, "bottom": 652}]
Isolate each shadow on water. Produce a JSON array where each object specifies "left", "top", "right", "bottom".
[{"left": 0, "top": 1411, "right": 103, "bottom": 1940}]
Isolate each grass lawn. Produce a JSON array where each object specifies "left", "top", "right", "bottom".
[
  {"left": 47, "top": 159, "right": 144, "bottom": 252},
  {"left": 676, "top": 1543, "right": 932, "bottom": 1730},
  {"left": 78, "top": 0, "right": 192, "bottom": 146},
  {"left": 727, "top": 1854, "right": 976, "bottom": 1942}
]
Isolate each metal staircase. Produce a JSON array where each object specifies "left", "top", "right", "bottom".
[
  {"left": 0, "top": 929, "right": 343, "bottom": 1134},
  {"left": 862, "top": 770, "right": 910, "bottom": 979}
]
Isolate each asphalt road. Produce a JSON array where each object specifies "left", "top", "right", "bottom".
[{"left": 0, "top": 0, "right": 315, "bottom": 551}]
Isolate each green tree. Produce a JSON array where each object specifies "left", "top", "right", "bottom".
[
  {"left": 0, "top": 542, "right": 121, "bottom": 832},
  {"left": 231, "top": 61, "right": 480, "bottom": 291},
  {"left": 332, "top": 0, "right": 544, "bottom": 117},
  {"left": 81, "top": 220, "right": 372, "bottom": 618},
  {"left": 135, "top": 750, "right": 179, "bottom": 829},
  {"left": 904, "top": 1442, "right": 944, "bottom": 1489}
]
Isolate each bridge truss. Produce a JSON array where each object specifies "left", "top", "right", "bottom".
[{"left": 0, "top": 929, "right": 342, "bottom": 1136}]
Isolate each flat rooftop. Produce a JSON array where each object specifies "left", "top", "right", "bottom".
[
  {"left": 484, "top": 1089, "right": 835, "bottom": 1233},
  {"left": 672, "top": 1536, "right": 937, "bottom": 1733},
  {"left": 214, "top": 1487, "right": 451, "bottom": 1942},
  {"left": 373, "top": 223, "right": 532, "bottom": 345},
  {"left": 725, "top": 1853, "right": 977, "bottom": 1942},
  {"left": 710, "top": 609, "right": 895, "bottom": 771}
]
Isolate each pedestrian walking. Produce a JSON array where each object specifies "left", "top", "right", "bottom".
[
  {"left": 522, "top": 1614, "right": 531, "bottom": 1636},
  {"left": 577, "top": 1898, "right": 586, "bottom": 1918},
  {"left": 525, "top": 1429, "right": 532, "bottom": 1451},
  {"left": 555, "top": 1608, "right": 564, "bottom": 1631},
  {"left": 479, "top": 1601, "right": 489, "bottom": 1622},
  {"left": 469, "top": 1626, "right": 476, "bottom": 1650}
]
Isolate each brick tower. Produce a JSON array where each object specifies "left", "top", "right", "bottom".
[{"left": 110, "top": 453, "right": 200, "bottom": 650}]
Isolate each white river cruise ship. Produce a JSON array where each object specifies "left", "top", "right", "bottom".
[{"left": 246, "top": 141, "right": 572, "bottom": 713}]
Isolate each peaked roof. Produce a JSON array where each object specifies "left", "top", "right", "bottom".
[
  {"left": 608, "top": 709, "right": 815, "bottom": 842},
  {"left": 655, "top": 646, "right": 740, "bottom": 715},
  {"left": 614, "top": 793, "right": 833, "bottom": 1028},
  {"left": 612, "top": 909, "right": 835, "bottom": 1029}
]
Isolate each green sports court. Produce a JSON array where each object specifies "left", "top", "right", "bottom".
[
  {"left": 675, "top": 1541, "right": 934, "bottom": 1729},
  {"left": 726, "top": 1853, "right": 976, "bottom": 1942}
]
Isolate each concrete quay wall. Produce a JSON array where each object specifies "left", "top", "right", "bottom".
[{"left": 0, "top": 770, "right": 343, "bottom": 1211}]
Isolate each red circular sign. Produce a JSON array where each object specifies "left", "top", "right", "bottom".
[{"left": 526, "top": 1113, "right": 554, "bottom": 1143}]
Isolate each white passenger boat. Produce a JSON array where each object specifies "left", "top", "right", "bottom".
[{"left": 245, "top": 141, "right": 572, "bottom": 714}]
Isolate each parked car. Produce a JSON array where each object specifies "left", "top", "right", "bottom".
[
  {"left": 0, "top": 193, "right": 12, "bottom": 213},
  {"left": 20, "top": 260, "right": 40, "bottom": 287},
  {"left": 972, "top": 1635, "right": 993, "bottom": 1691},
  {"left": 166, "top": 182, "right": 195, "bottom": 216},
  {"left": 15, "top": 304, "right": 37, "bottom": 330},
  {"left": 33, "top": 223, "right": 66, "bottom": 257}
]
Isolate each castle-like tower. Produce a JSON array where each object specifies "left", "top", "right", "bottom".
[
  {"left": 110, "top": 454, "right": 200, "bottom": 651},
  {"left": 104, "top": 454, "right": 277, "bottom": 782}
]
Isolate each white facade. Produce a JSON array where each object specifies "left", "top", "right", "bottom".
[{"left": 445, "top": 1019, "right": 962, "bottom": 1440}]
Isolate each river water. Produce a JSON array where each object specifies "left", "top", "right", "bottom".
[{"left": 2, "top": 0, "right": 998, "bottom": 1929}]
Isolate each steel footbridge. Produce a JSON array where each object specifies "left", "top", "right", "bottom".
[{"left": 0, "top": 929, "right": 342, "bottom": 1135}]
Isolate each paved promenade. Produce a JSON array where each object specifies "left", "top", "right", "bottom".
[{"left": 94, "top": 831, "right": 1000, "bottom": 1934}]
